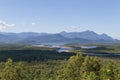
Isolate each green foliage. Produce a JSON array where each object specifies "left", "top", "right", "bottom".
[
  {"left": 0, "top": 50, "right": 75, "bottom": 62},
  {"left": 0, "top": 58, "right": 26, "bottom": 80},
  {"left": 0, "top": 44, "right": 119, "bottom": 80},
  {"left": 0, "top": 55, "right": 119, "bottom": 80},
  {"left": 57, "top": 54, "right": 120, "bottom": 80},
  {"left": 81, "top": 72, "right": 99, "bottom": 80},
  {"left": 100, "top": 61, "right": 120, "bottom": 80},
  {"left": 81, "top": 56, "right": 101, "bottom": 74},
  {"left": 57, "top": 54, "right": 84, "bottom": 80}
]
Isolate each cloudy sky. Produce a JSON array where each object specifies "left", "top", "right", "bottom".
[{"left": 0, "top": 0, "right": 120, "bottom": 39}]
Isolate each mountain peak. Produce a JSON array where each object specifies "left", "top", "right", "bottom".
[
  {"left": 101, "top": 33, "right": 108, "bottom": 36},
  {"left": 60, "top": 30, "right": 114, "bottom": 41},
  {"left": 100, "top": 33, "right": 113, "bottom": 40},
  {"left": 0, "top": 31, "right": 118, "bottom": 44},
  {"left": 84, "top": 30, "right": 94, "bottom": 32},
  {"left": 83, "top": 30, "right": 98, "bottom": 34},
  {"left": 60, "top": 31, "right": 67, "bottom": 34}
]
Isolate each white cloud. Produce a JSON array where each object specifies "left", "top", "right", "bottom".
[
  {"left": 70, "top": 25, "right": 80, "bottom": 30},
  {"left": 31, "top": 22, "right": 36, "bottom": 25},
  {"left": 0, "top": 20, "right": 15, "bottom": 30}
]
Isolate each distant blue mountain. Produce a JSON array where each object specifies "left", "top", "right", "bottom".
[
  {"left": 60, "top": 30, "right": 114, "bottom": 40},
  {"left": 0, "top": 30, "right": 119, "bottom": 44}
]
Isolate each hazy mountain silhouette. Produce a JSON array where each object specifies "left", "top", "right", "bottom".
[
  {"left": 0, "top": 30, "right": 119, "bottom": 44},
  {"left": 60, "top": 30, "right": 113, "bottom": 40}
]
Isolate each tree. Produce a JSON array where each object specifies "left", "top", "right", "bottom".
[
  {"left": 81, "top": 56, "right": 101, "bottom": 75},
  {"left": 100, "top": 61, "right": 120, "bottom": 80},
  {"left": 57, "top": 54, "right": 84, "bottom": 80},
  {"left": 57, "top": 54, "right": 101, "bottom": 80},
  {"left": 0, "top": 58, "right": 27, "bottom": 80},
  {"left": 81, "top": 72, "right": 99, "bottom": 80}
]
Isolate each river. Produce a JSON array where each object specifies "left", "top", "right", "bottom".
[{"left": 57, "top": 47, "right": 120, "bottom": 57}]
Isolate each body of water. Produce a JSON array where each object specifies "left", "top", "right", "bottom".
[
  {"left": 57, "top": 47, "right": 120, "bottom": 57},
  {"left": 82, "top": 53, "right": 120, "bottom": 57},
  {"left": 57, "top": 47, "right": 73, "bottom": 53}
]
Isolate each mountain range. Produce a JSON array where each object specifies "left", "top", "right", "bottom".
[{"left": 0, "top": 30, "right": 119, "bottom": 45}]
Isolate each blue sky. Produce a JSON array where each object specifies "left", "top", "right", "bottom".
[{"left": 0, "top": 0, "right": 120, "bottom": 39}]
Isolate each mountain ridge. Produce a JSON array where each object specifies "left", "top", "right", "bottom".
[{"left": 0, "top": 30, "right": 119, "bottom": 44}]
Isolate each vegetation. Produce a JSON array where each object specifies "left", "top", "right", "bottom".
[
  {"left": 0, "top": 44, "right": 75, "bottom": 62},
  {"left": 0, "top": 54, "right": 119, "bottom": 80},
  {"left": 0, "top": 44, "right": 119, "bottom": 80},
  {"left": 57, "top": 54, "right": 120, "bottom": 80},
  {"left": 69, "top": 43, "right": 120, "bottom": 54}
]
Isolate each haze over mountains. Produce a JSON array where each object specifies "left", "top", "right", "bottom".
[{"left": 0, "top": 30, "right": 119, "bottom": 45}]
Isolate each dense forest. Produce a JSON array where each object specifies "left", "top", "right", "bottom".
[
  {"left": 0, "top": 44, "right": 119, "bottom": 80},
  {"left": 0, "top": 55, "right": 119, "bottom": 80}
]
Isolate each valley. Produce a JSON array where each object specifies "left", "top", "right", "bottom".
[{"left": 0, "top": 44, "right": 119, "bottom": 80}]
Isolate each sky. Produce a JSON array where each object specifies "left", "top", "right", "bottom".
[{"left": 0, "top": 0, "right": 120, "bottom": 39}]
